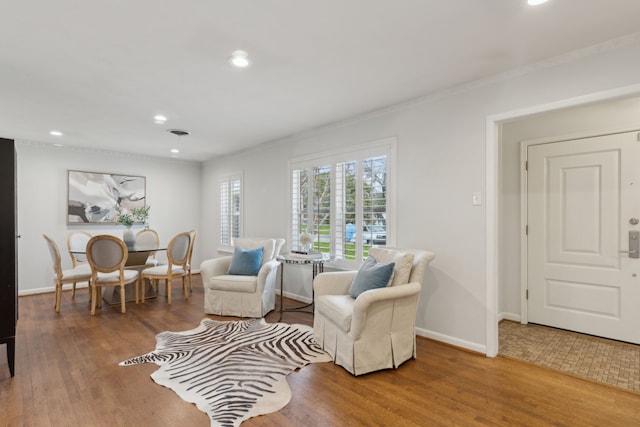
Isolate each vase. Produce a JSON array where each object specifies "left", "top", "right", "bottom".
[{"left": 123, "top": 227, "right": 136, "bottom": 247}]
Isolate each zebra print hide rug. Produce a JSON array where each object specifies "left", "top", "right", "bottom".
[{"left": 120, "top": 318, "right": 331, "bottom": 427}]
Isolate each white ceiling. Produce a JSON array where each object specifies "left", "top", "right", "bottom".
[{"left": 2, "top": 1, "right": 640, "bottom": 161}]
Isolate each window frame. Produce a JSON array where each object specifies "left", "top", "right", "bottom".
[
  {"left": 288, "top": 137, "right": 397, "bottom": 268},
  {"left": 218, "top": 172, "right": 243, "bottom": 252}
]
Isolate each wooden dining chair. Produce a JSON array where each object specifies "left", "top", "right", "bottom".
[
  {"left": 135, "top": 228, "right": 161, "bottom": 267},
  {"left": 140, "top": 231, "right": 190, "bottom": 304},
  {"left": 86, "top": 235, "right": 140, "bottom": 315},
  {"left": 186, "top": 229, "right": 197, "bottom": 292},
  {"left": 43, "top": 234, "right": 93, "bottom": 313},
  {"left": 66, "top": 231, "right": 92, "bottom": 298}
]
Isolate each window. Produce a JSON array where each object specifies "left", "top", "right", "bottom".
[
  {"left": 219, "top": 174, "right": 242, "bottom": 247},
  {"left": 289, "top": 139, "right": 395, "bottom": 263}
]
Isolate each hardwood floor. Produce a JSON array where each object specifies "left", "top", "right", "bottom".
[{"left": 1, "top": 275, "right": 639, "bottom": 426}]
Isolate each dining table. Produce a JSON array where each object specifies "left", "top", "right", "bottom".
[{"left": 70, "top": 242, "right": 167, "bottom": 304}]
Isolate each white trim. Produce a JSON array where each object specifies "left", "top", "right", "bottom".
[
  {"left": 485, "top": 119, "right": 499, "bottom": 357},
  {"left": 520, "top": 141, "right": 529, "bottom": 325},
  {"left": 16, "top": 139, "right": 197, "bottom": 164},
  {"left": 288, "top": 136, "right": 397, "bottom": 167},
  {"left": 486, "top": 83, "right": 640, "bottom": 358},
  {"left": 287, "top": 137, "right": 397, "bottom": 264},
  {"left": 416, "top": 326, "right": 486, "bottom": 355},
  {"left": 261, "top": 34, "right": 640, "bottom": 159},
  {"left": 499, "top": 312, "right": 521, "bottom": 323},
  {"left": 19, "top": 282, "right": 89, "bottom": 297},
  {"left": 218, "top": 171, "right": 243, "bottom": 251},
  {"left": 274, "top": 289, "right": 313, "bottom": 305}
]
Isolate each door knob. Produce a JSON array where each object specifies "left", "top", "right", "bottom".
[{"left": 621, "top": 230, "right": 640, "bottom": 258}]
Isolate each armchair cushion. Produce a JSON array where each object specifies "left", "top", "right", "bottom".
[
  {"left": 369, "top": 247, "right": 415, "bottom": 286},
  {"left": 227, "top": 246, "right": 264, "bottom": 276},
  {"left": 209, "top": 275, "right": 258, "bottom": 292},
  {"left": 316, "top": 295, "right": 354, "bottom": 332},
  {"left": 348, "top": 256, "right": 395, "bottom": 298}
]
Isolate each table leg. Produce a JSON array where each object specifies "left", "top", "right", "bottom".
[
  {"left": 278, "top": 263, "right": 284, "bottom": 322},
  {"left": 279, "top": 260, "right": 322, "bottom": 318}
]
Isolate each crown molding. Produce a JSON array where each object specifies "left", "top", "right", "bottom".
[
  {"left": 262, "top": 32, "right": 640, "bottom": 148},
  {"left": 15, "top": 139, "right": 197, "bottom": 164}
]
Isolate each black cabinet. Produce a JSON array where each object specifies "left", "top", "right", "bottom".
[{"left": 0, "top": 138, "right": 16, "bottom": 377}]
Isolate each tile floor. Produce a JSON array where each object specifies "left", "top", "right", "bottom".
[{"left": 499, "top": 320, "right": 640, "bottom": 393}]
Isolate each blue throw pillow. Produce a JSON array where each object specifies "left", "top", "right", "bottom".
[
  {"left": 227, "top": 246, "right": 264, "bottom": 276},
  {"left": 349, "top": 256, "right": 395, "bottom": 299}
]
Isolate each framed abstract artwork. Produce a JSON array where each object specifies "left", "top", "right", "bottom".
[{"left": 67, "top": 170, "right": 146, "bottom": 224}]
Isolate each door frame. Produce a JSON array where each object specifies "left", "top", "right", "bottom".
[
  {"left": 484, "top": 82, "right": 640, "bottom": 357},
  {"left": 519, "top": 129, "right": 640, "bottom": 326}
]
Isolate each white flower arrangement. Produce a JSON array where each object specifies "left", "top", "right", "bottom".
[{"left": 299, "top": 233, "right": 314, "bottom": 252}]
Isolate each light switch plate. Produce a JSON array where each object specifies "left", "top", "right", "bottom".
[{"left": 472, "top": 192, "right": 482, "bottom": 206}]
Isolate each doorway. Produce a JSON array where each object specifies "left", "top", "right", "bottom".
[
  {"left": 487, "top": 90, "right": 640, "bottom": 357},
  {"left": 525, "top": 131, "right": 640, "bottom": 344}
]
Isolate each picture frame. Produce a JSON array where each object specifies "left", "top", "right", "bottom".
[{"left": 67, "top": 170, "right": 146, "bottom": 224}]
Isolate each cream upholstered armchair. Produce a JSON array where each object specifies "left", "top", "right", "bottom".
[
  {"left": 313, "top": 247, "right": 435, "bottom": 376},
  {"left": 200, "top": 238, "right": 285, "bottom": 317}
]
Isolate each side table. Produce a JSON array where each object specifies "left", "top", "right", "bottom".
[{"left": 277, "top": 254, "right": 329, "bottom": 320}]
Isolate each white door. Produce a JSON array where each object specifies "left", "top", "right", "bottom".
[{"left": 527, "top": 131, "right": 640, "bottom": 344}]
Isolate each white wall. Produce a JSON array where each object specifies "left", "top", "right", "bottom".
[
  {"left": 17, "top": 142, "right": 202, "bottom": 294},
  {"left": 499, "top": 96, "right": 640, "bottom": 320},
  {"left": 201, "top": 37, "right": 640, "bottom": 353}
]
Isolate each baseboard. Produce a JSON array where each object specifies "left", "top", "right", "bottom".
[
  {"left": 19, "top": 282, "right": 90, "bottom": 297},
  {"left": 275, "top": 290, "right": 312, "bottom": 304},
  {"left": 499, "top": 312, "right": 521, "bottom": 322},
  {"left": 19, "top": 271, "right": 203, "bottom": 298},
  {"left": 416, "top": 326, "right": 487, "bottom": 355}
]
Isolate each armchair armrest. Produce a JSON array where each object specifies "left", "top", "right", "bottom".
[
  {"left": 256, "top": 259, "right": 280, "bottom": 289},
  {"left": 313, "top": 271, "right": 357, "bottom": 297},
  {"left": 200, "top": 256, "right": 232, "bottom": 284},
  {"left": 350, "top": 282, "right": 421, "bottom": 339}
]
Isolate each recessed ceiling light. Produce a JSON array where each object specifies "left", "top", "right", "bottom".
[
  {"left": 154, "top": 115, "right": 167, "bottom": 124},
  {"left": 528, "top": 0, "right": 548, "bottom": 5},
  {"left": 170, "top": 148, "right": 180, "bottom": 154},
  {"left": 229, "top": 50, "right": 251, "bottom": 68},
  {"left": 50, "top": 130, "right": 63, "bottom": 136}
]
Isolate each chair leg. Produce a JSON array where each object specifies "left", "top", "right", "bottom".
[
  {"left": 55, "top": 282, "right": 61, "bottom": 313},
  {"left": 135, "top": 278, "right": 139, "bottom": 304},
  {"left": 91, "top": 285, "right": 98, "bottom": 315},
  {"left": 183, "top": 276, "right": 188, "bottom": 301},
  {"left": 120, "top": 285, "right": 126, "bottom": 314},
  {"left": 72, "top": 281, "right": 77, "bottom": 298},
  {"left": 141, "top": 277, "right": 146, "bottom": 303},
  {"left": 166, "top": 278, "right": 172, "bottom": 305}
]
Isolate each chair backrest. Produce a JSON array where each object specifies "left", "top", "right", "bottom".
[
  {"left": 187, "top": 229, "right": 197, "bottom": 265},
  {"left": 233, "top": 238, "right": 285, "bottom": 265},
  {"left": 68, "top": 231, "right": 92, "bottom": 266},
  {"left": 86, "top": 235, "right": 128, "bottom": 274},
  {"left": 404, "top": 249, "right": 435, "bottom": 284},
  {"left": 369, "top": 247, "right": 435, "bottom": 285},
  {"left": 136, "top": 229, "right": 160, "bottom": 257},
  {"left": 44, "top": 234, "right": 63, "bottom": 279},
  {"left": 167, "top": 231, "right": 191, "bottom": 267},
  {"left": 274, "top": 238, "right": 285, "bottom": 258}
]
